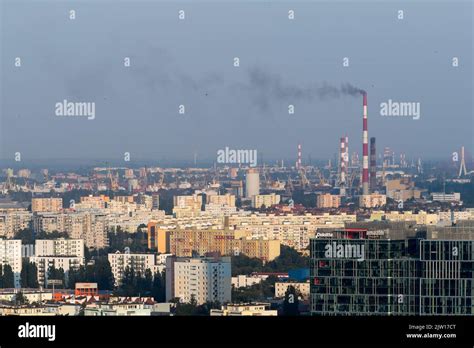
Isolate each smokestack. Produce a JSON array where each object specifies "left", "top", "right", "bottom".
[
  {"left": 370, "top": 137, "right": 376, "bottom": 191},
  {"left": 362, "top": 92, "right": 369, "bottom": 195},
  {"left": 339, "top": 137, "right": 347, "bottom": 196},
  {"left": 297, "top": 144, "right": 302, "bottom": 169}
]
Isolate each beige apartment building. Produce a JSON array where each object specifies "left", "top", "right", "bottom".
[
  {"left": 359, "top": 194, "right": 387, "bottom": 208},
  {"left": 206, "top": 194, "right": 235, "bottom": 207},
  {"left": 78, "top": 195, "right": 109, "bottom": 209},
  {"left": 227, "top": 212, "right": 356, "bottom": 251},
  {"left": 370, "top": 211, "right": 439, "bottom": 225},
  {"left": 173, "top": 195, "right": 202, "bottom": 218},
  {"left": 31, "top": 198, "right": 63, "bottom": 213},
  {"left": 0, "top": 210, "right": 32, "bottom": 238},
  {"left": 33, "top": 211, "right": 109, "bottom": 249},
  {"left": 251, "top": 194, "right": 280, "bottom": 209},
  {"left": 150, "top": 228, "right": 280, "bottom": 261},
  {"left": 316, "top": 194, "right": 341, "bottom": 209},
  {"left": 385, "top": 178, "right": 422, "bottom": 202}
]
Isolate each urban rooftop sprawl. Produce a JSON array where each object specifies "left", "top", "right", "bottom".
[{"left": 0, "top": 135, "right": 473, "bottom": 316}]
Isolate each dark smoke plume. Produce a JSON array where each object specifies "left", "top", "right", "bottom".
[{"left": 242, "top": 67, "right": 365, "bottom": 110}]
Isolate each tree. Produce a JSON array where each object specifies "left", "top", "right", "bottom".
[
  {"left": 116, "top": 266, "right": 136, "bottom": 296},
  {"left": 15, "top": 291, "right": 29, "bottom": 305},
  {"left": 46, "top": 266, "right": 65, "bottom": 288},
  {"left": 2, "top": 264, "right": 15, "bottom": 288},
  {"left": 15, "top": 228, "right": 35, "bottom": 244},
  {"left": 93, "top": 258, "right": 115, "bottom": 290},
  {"left": 107, "top": 230, "right": 148, "bottom": 253},
  {"left": 264, "top": 245, "right": 310, "bottom": 272},
  {"left": 231, "top": 246, "right": 309, "bottom": 276},
  {"left": 67, "top": 257, "right": 114, "bottom": 291},
  {"left": 143, "top": 268, "right": 153, "bottom": 294},
  {"left": 195, "top": 301, "right": 221, "bottom": 316},
  {"left": 174, "top": 295, "right": 199, "bottom": 316},
  {"left": 151, "top": 271, "right": 166, "bottom": 302},
  {"left": 20, "top": 260, "right": 39, "bottom": 288},
  {"left": 282, "top": 285, "right": 300, "bottom": 316},
  {"left": 231, "top": 254, "right": 264, "bottom": 276}
]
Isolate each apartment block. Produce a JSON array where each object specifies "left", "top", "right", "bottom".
[
  {"left": 370, "top": 211, "right": 439, "bottom": 225},
  {"left": 35, "top": 239, "right": 84, "bottom": 258},
  {"left": 31, "top": 198, "right": 63, "bottom": 213},
  {"left": 0, "top": 210, "right": 32, "bottom": 238},
  {"left": 227, "top": 212, "right": 356, "bottom": 251},
  {"left": 206, "top": 194, "right": 235, "bottom": 207},
  {"left": 166, "top": 256, "right": 231, "bottom": 305},
  {"left": 210, "top": 303, "right": 277, "bottom": 316},
  {"left": 108, "top": 251, "right": 156, "bottom": 286},
  {"left": 161, "top": 228, "right": 280, "bottom": 261},
  {"left": 173, "top": 195, "right": 202, "bottom": 218},
  {"left": 0, "top": 239, "right": 22, "bottom": 288},
  {"left": 359, "top": 194, "right": 387, "bottom": 208},
  {"left": 251, "top": 194, "right": 280, "bottom": 209},
  {"left": 34, "top": 211, "right": 108, "bottom": 249},
  {"left": 29, "top": 256, "right": 83, "bottom": 286},
  {"left": 232, "top": 275, "right": 262, "bottom": 288},
  {"left": 316, "top": 194, "right": 341, "bottom": 209},
  {"left": 275, "top": 281, "right": 310, "bottom": 299}
]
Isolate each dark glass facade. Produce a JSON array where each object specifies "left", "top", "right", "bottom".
[{"left": 311, "top": 237, "right": 474, "bottom": 316}]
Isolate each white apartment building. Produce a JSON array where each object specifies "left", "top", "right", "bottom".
[
  {"left": 232, "top": 275, "right": 262, "bottom": 288},
  {"left": 0, "top": 239, "right": 22, "bottom": 288},
  {"left": 204, "top": 204, "right": 237, "bottom": 216},
  {"left": 206, "top": 194, "right": 236, "bottom": 207},
  {"left": 370, "top": 211, "right": 439, "bottom": 225},
  {"left": 108, "top": 252, "right": 156, "bottom": 286},
  {"left": 166, "top": 257, "right": 231, "bottom": 305},
  {"left": 210, "top": 303, "right": 277, "bottom": 316},
  {"left": 274, "top": 281, "right": 310, "bottom": 299},
  {"left": 35, "top": 239, "right": 84, "bottom": 258},
  {"left": 432, "top": 192, "right": 461, "bottom": 202},
  {"left": 28, "top": 256, "right": 83, "bottom": 286},
  {"left": 251, "top": 194, "right": 280, "bottom": 208}
]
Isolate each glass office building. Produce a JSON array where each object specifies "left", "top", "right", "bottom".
[{"left": 310, "top": 227, "right": 474, "bottom": 316}]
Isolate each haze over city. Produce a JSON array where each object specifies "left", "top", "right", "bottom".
[
  {"left": 0, "top": 1, "right": 474, "bottom": 345},
  {"left": 1, "top": 0, "right": 472, "bottom": 163}
]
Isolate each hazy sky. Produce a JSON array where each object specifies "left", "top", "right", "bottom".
[{"left": 1, "top": 0, "right": 472, "bottom": 165}]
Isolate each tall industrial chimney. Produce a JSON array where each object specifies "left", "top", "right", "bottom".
[
  {"left": 362, "top": 92, "right": 369, "bottom": 195},
  {"left": 339, "top": 137, "right": 348, "bottom": 196},
  {"left": 370, "top": 137, "right": 376, "bottom": 191},
  {"left": 296, "top": 144, "right": 302, "bottom": 169}
]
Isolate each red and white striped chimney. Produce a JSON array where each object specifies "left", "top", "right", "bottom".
[{"left": 362, "top": 92, "right": 369, "bottom": 195}]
